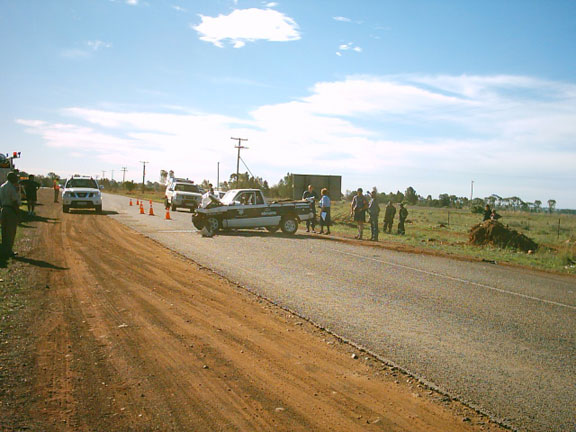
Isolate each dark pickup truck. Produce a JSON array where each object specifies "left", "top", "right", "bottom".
[{"left": 192, "top": 189, "right": 314, "bottom": 235}]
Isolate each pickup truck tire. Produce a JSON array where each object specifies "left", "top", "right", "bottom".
[
  {"left": 192, "top": 214, "right": 204, "bottom": 230},
  {"left": 280, "top": 217, "right": 298, "bottom": 235},
  {"left": 95, "top": 205, "right": 102, "bottom": 213},
  {"left": 205, "top": 217, "right": 220, "bottom": 234},
  {"left": 266, "top": 226, "right": 279, "bottom": 233},
  {"left": 63, "top": 205, "right": 70, "bottom": 213}
]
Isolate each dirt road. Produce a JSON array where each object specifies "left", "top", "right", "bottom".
[{"left": 1, "top": 192, "right": 506, "bottom": 431}]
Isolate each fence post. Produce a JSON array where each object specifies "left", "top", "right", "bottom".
[{"left": 557, "top": 217, "right": 561, "bottom": 239}]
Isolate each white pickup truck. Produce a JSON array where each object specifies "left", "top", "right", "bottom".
[{"left": 192, "top": 189, "right": 314, "bottom": 235}]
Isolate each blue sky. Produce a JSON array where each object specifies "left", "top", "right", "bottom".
[{"left": 2, "top": 0, "right": 576, "bottom": 207}]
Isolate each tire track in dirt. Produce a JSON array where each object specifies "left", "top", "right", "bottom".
[{"left": 20, "top": 192, "right": 508, "bottom": 431}]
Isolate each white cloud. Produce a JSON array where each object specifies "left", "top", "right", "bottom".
[
  {"left": 333, "top": 16, "right": 351, "bottom": 22},
  {"left": 264, "top": 2, "right": 278, "bottom": 7},
  {"left": 87, "top": 40, "right": 112, "bottom": 51},
  {"left": 16, "top": 74, "right": 576, "bottom": 205},
  {"left": 172, "top": 5, "right": 186, "bottom": 13},
  {"left": 193, "top": 8, "right": 300, "bottom": 48},
  {"left": 126, "top": 0, "right": 138, "bottom": 5},
  {"left": 61, "top": 40, "right": 112, "bottom": 58},
  {"left": 337, "top": 42, "right": 362, "bottom": 56}
]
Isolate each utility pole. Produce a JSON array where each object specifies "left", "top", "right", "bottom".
[
  {"left": 231, "top": 137, "right": 248, "bottom": 187},
  {"left": 121, "top": 167, "right": 127, "bottom": 183},
  {"left": 101, "top": 170, "right": 107, "bottom": 180},
  {"left": 139, "top": 161, "right": 149, "bottom": 192},
  {"left": 470, "top": 180, "right": 474, "bottom": 202}
]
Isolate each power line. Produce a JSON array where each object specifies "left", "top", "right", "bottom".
[
  {"left": 139, "top": 161, "right": 149, "bottom": 192},
  {"left": 231, "top": 137, "right": 248, "bottom": 186}
]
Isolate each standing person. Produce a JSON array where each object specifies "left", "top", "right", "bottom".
[
  {"left": 368, "top": 190, "right": 380, "bottom": 241},
  {"left": 201, "top": 183, "right": 215, "bottom": 208},
  {"left": 350, "top": 188, "right": 368, "bottom": 239},
  {"left": 483, "top": 204, "right": 492, "bottom": 221},
  {"left": 21, "top": 174, "right": 40, "bottom": 216},
  {"left": 383, "top": 201, "right": 396, "bottom": 233},
  {"left": 0, "top": 172, "right": 22, "bottom": 258},
  {"left": 53, "top": 179, "right": 60, "bottom": 203},
  {"left": 302, "top": 184, "right": 318, "bottom": 233},
  {"left": 318, "top": 188, "right": 331, "bottom": 235},
  {"left": 397, "top": 203, "right": 408, "bottom": 235}
]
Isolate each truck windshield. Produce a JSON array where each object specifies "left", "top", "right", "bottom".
[
  {"left": 220, "top": 191, "right": 264, "bottom": 205},
  {"left": 66, "top": 179, "right": 98, "bottom": 189},
  {"left": 174, "top": 184, "right": 201, "bottom": 193},
  {"left": 220, "top": 191, "right": 237, "bottom": 205}
]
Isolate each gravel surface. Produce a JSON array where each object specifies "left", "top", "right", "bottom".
[{"left": 106, "top": 194, "right": 576, "bottom": 432}]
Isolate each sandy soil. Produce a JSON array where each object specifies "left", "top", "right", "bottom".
[{"left": 1, "top": 191, "right": 508, "bottom": 431}]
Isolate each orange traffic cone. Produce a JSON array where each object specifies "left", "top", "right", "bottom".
[
  {"left": 139, "top": 203, "right": 145, "bottom": 214},
  {"left": 149, "top": 200, "right": 152, "bottom": 206},
  {"left": 136, "top": 199, "right": 140, "bottom": 206},
  {"left": 149, "top": 204, "right": 155, "bottom": 216},
  {"left": 165, "top": 209, "right": 171, "bottom": 220},
  {"left": 129, "top": 199, "right": 133, "bottom": 206}
]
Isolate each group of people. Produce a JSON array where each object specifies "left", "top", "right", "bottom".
[
  {"left": 302, "top": 185, "right": 332, "bottom": 235},
  {"left": 0, "top": 172, "right": 41, "bottom": 258},
  {"left": 302, "top": 185, "right": 408, "bottom": 241},
  {"left": 482, "top": 205, "right": 501, "bottom": 222},
  {"left": 350, "top": 188, "right": 408, "bottom": 241}
]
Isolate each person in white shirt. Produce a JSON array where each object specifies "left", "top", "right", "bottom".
[
  {"left": 201, "top": 183, "right": 216, "bottom": 208},
  {"left": 318, "top": 188, "right": 331, "bottom": 235},
  {"left": 0, "top": 172, "right": 22, "bottom": 257}
]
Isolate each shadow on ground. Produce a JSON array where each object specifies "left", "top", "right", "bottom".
[{"left": 65, "top": 210, "right": 119, "bottom": 216}]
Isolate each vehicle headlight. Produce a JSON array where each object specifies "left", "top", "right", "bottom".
[{"left": 63, "top": 191, "right": 71, "bottom": 198}]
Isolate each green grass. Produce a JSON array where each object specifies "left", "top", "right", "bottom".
[
  {"left": 327, "top": 202, "right": 576, "bottom": 274},
  {"left": 105, "top": 189, "right": 576, "bottom": 274}
]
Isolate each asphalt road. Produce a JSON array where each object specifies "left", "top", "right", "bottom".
[{"left": 104, "top": 194, "right": 575, "bottom": 432}]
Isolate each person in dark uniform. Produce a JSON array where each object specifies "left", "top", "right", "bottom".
[
  {"left": 383, "top": 201, "right": 396, "bottom": 233},
  {"left": 368, "top": 190, "right": 380, "bottom": 241},
  {"left": 350, "top": 188, "right": 368, "bottom": 239},
  {"left": 483, "top": 204, "right": 492, "bottom": 221},
  {"left": 397, "top": 203, "right": 408, "bottom": 235},
  {"left": 21, "top": 174, "right": 40, "bottom": 216},
  {"left": 0, "top": 172, "right": 22, "bottom": 258},
  {"left": 302, "top": 185, "right": 318, "bottom": 232}
]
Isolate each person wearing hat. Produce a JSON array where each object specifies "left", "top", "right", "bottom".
[
  {"left": 0, "top": 172, "right": 22, "bottom": 257},
  {"left": 397, "top": 203, "right": 408, "bottom": 235}
]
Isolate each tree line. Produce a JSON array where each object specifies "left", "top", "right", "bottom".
[{"left": 30, "top": 171, "right": 562, "bottom": 214}]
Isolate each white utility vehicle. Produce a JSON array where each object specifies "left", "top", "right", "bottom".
[
  {"left": 164, "top": 178, "right": 203, "bottom": 212},
  {"left": 62, "top": 176, "right": 102, "bottom": 213}
]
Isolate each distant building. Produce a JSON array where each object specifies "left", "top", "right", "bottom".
[{"left": 292, "top": 174, "right": 342, "bottom": 201}]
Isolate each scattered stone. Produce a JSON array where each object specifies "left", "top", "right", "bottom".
[
  {"left": 463, "top": 417, "right": 471, "bottom": 422},
  {"left": 275, "top": 407, "right": 285, "bottom": 412},
  {"left": 351, "top": 353, "right": 358, "bottom": 359},
  {"left": 118, "top": 323, "right": 128, "bottom": 328},
  {"left": 202, "top": 364, "right": 209, "bottom": 369}
]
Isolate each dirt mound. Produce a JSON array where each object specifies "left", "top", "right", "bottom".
[{"left": 469, "top": 220, "right": 538, "bottom": 252}]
